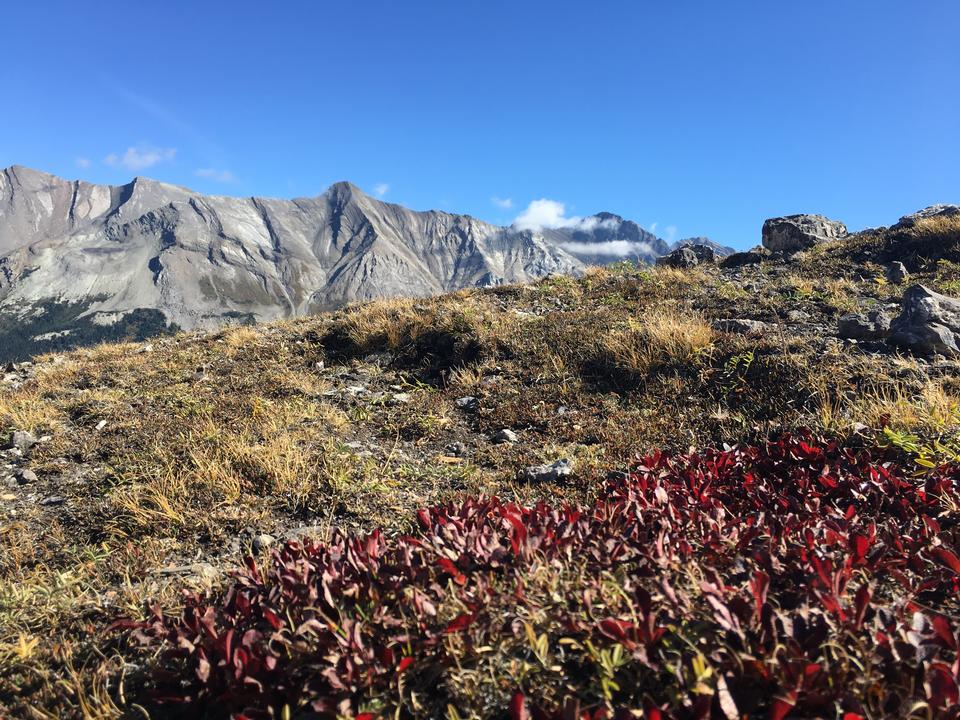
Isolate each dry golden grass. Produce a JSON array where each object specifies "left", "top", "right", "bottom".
[
  {"left": 909, "top": 213, "right": 960, "bottom": 238},
  {"left": 599, "top": 307, "right": 715, "bottom": 376},
  {"left": 817, "top": 376, "right": 960, "bottom": 435}
]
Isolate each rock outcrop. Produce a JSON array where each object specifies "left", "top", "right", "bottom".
[
  {"left": 892, "top": 205, "right": 960, "bottom": 231},
  {"left": 656, "top": 243, "right": 716, "bottom": 268},
  {"left": 889, "top": 285, "right": 960, "bottom": 357},
  {"left": 761, "top": 214, "right": 847, "bottom": 253},
  {"left": 720, "top": 246, "right": 771, "bottom": 268}
]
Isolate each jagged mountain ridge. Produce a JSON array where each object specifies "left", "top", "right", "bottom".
[{"left": 0, "top": 166, "right": 730, "bottom": 360}]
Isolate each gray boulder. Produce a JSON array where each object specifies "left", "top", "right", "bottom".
[
  {"left": 889, "top": 285, "right": 960, "bottom": 357},
  {"left": 656, "top": 246, "right": 698, "bottom": 269},
  {"left": 837, "top": 309, "right": 891, "bottom": 341},
  {"left": 657, "top": 243, "right": 717, "bottom": 268},
  {"left": 893, "top": 205, "right": 960, "bottom": 231},
  {"left": 761, "top": 215, "right": 847, "bottom": 253}
]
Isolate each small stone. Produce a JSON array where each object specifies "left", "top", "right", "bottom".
[
  {"left": 445, "top": 441, "right": 467, "bottom": 457},
  {"left": 492, "top": 429, "right": 519, "bottom": 444},
  {"left": 159, "top": 562, "right": 219, "bottom": 584},
  {"left": 886, "top": 261, "right": 909, "bottom": 285},
  {"left": 522, "top": 458, "right": 574, "bottom": 483},
  {"left": 389, "top": 392, "right": 412, "bottom": 405},
  {"left": 786, "top": 310, "right": 811, "bottom": 323},
  {"left": 94, "top": 420, "right": 108, "bottom": 431},
  {"left": 711, "top": 319, "right": 770, "bottom": 335},
  {"left": 252, "top": 534, "right": 276, "bottom": 553},
  {"left": 455, "top": 396, "right": 479, "bottom": 411},
  {"left": 40, "top": 495, "right": 65, "bottom": 506},
  {"left": 7, "top": 431, "right": 37, "bottom": 453},
  {"left": 13, "top": 469, "right": 37, "bottom": 485}
]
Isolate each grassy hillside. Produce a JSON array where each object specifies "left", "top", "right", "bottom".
[{"left": 2, "top": 219, "right": 960, "bottom": 718}]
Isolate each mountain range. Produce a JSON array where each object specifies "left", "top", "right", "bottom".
[{"left": 0, "top": 166, "right": 730, "bottom": 360}]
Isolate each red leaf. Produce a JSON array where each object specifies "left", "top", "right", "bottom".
[
  {"left": 770, "top": 695, "right": 795, "bottom": 720},
  {"left": 642, "top": 697, "right": 663, "bottom": 720},
  {"left": 854, "top": 584, "right": 871, "bottom": 630},
  {"left": 850, "top": 533, "right": 871, "bottom": 564},
  {"left": 510, "top": 692, "right": 529, "bottom": 720},
  {"left": 397, "top": 656, "right": 415, "bottom": 673},
  {"left": 750, "top": 570, "right": 769, "bottom": 622},
  {"left": 932, "top": 615, "right": 958, "bottom": 650},
  {"left": 932, "top": 547, "right": 960, "bottom": 574},
  {"left": 445, "top": 613, "right": 475, "bottom": 634},
  {"left": 416, "top": 508, "right": 431, "bottom": 529}
]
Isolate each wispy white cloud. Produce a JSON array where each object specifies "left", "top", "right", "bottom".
[
  {"left": 195, "top": 167, "right": 237, "bottom": 183},
  {"left": 649, "top": 221, "right": 658, "bottom": 233},
  {"left": 373, "top": 182, "right": 390, "bottom": 197},
  {"left": 104, "top": 145, "right": 177, "bottom": 171},
  {"left": 513, "top": 199, "right": 574, "bottom": 231},
  {"left": 559, "top": 240, "right": 654, "bottom": 257},
  {"left": 75, "top": 157, "right": 91, "bottom": 169},
  {"left": 664, "top": 225, "right": 678, "bottom": 242},
  {"left": 491, "top": 196, "right": 513, "bottom": 209},
  {"left": 512, "top": 199, "right": 618, "bottom": 233}
]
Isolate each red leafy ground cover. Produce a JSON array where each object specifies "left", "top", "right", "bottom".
[{"left": 119, "top": 434, "right": 960, "bottom": 719}]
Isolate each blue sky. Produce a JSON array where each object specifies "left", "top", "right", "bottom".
[{"left": 2, "top": 1, "right": 957, "bottom": 249}]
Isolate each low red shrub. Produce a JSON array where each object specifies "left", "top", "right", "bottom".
[{"left": 119, "top": 433, "right": 960, "bottom": 719}]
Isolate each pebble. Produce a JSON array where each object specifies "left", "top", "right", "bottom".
[
  {"left": 7, "top": 430, "right": 36, "bottom": 453},
  {"left": 252, "top": 533, "right": 276, "bottom": 553},
  {"left": 14, "top": 469, "right": 37, "bottom": 485},
  {"left": 446, "top": 441, "right": 467, "bottom": 457},
  {"left": 522, "top": 458, "right": 574, "bottom": 483},
  {"left": 492, "top": 429, "right": 519, "bottom": 444},
  {"left": 712, "top": 318, "right": 771, "bottom": 335},
  {"left": 455, "top": 396, "right": 479, "bottom": 411}
]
